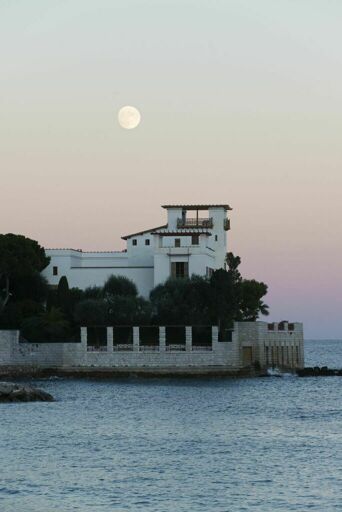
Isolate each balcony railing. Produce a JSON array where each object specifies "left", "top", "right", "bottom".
[
  {"left": 177, "top": 217, "right": 213, "bottom": 228},
  {"left": 87, "top": 345, "right": 107, "bottom": 352},
  {"left": 139, "top": 345, "right": 160, "bottom": 352},
  {"left": 166, "top": 344, "right": 186, "bottom": 351}
]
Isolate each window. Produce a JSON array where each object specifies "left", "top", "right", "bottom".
[
  {"left": 53, "top": 266, "right": 58, "bottom": 276},
  {"left": 215, "top": 235, "right": 218, "bottom": 241},
  {"left": 218, "top": 329, "right": 233, "bottom": 342},
  {"left": 132, "top": 239, "right": 137, "bottom": 246},
  {"left": 171, "top": 262, "right": 189, "bottom": 278},
  {"left": 175, "top": 238, "right": 181, "bottom": 248},
  {"left": 191, "top": 235, "right": 199, "bottom": 245},
  {"left": 145, "top": 239, "right": 150, "bottom": 246},
  {"left": 206, "top": 267, "right": 214, "bottom": 278}
]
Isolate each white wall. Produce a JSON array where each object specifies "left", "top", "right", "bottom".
[
  {"left": 42, "top": 206, "right": 230, "bottom": 295},
  {"left": 43, "top": 249, "right": 154, "bottom": 297}
]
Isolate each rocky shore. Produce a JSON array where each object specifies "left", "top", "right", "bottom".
[
  {"left": 0, "top": 382, "right": 54, "bottom": 402},
  {"left": 297, "top": 366, "right": 342, "bottom": 377}
]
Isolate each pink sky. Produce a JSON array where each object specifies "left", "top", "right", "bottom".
[{"left": 1, "top": 1, "right": 342, "bottom": 337}]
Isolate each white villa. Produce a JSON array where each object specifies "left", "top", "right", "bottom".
[
  {"left": 1, "top": 203, "right": 305, "bottom": 376},
  {"left": 43, "top": 204, "right": 232, "bottom": 296}
]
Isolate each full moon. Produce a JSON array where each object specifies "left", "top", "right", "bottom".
[{"left": 118, "top": 105, "right": 141, "bottom": 130}]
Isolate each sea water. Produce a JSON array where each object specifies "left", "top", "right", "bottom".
[{"left": 1, "top": 340, "right": 341, "bottom": 512}]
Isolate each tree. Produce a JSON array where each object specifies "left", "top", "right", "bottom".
[
  {"left": 9, "top": 273, "right": 49, "bottom": 303},
  {"left": 209, "top": 269, "right": 238, "bottom": 330},
  {"left": 224, "top": 252, "right": 269, "bottom": 322},
  {"left": 56, "top": 276, "right": 72, "bottom": 319},
  {"left": 82, "top": 286, "right": 103, "bottom": 300},
  {"left": 238, "top": 279, "right": 269, "bottom": 321},
  {"left": 150, "top": 276, "right": 211, "bottom": 325},
  {"left": 74, "top": 299, "right": 108, "bottom": 326},
  {"left": 103, "top": 275, "right": 138, "bottom": 298},
  {"left": 150, "top": 277, "right": 190, "bottom": 325},
  {"left": 0, "top": 234, "right": 50, "bottom": 313},
  {"left": 0, "top": 299, "right": 44, "bottom": 330},
  {"left": 150, "top": 254, "right": 269, "bottom": 329},
  {"left": 21, "top": 307, "right": 70, "bottom": 342},
  {"left": 106, "top": 295, "right": 152, "bottom": 325}
]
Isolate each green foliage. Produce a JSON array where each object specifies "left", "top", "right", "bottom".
[
  {"left": 72, "top": 275, "right": 151, "bottom": 326},
  {"left": 150, "top": 276, "right": 212, "bottom": 325},
  {"left": 107, "top": 295, "right": 151, "bottom": 325},
  {"left": 150, "top": 253, "right": 269, "bottom": 328},
  {"left": 0, "top": 300, "right": 44, "bottom": 329},
  {"left": 238, "top": 279, "right": 269, "bottom": 321},
  {"left": 82, "top": 286, "right": 103, "bottom": 300},
  {"left": 209, "top": 268, "right": 238, "bottom": 329},
  {"left": 0, "top": 234, "right": 50, "bottom": 316},
  {"left": 74, "top": 299, "right": 108, "bottom": 326},
  {"left": 0, "top": 232, "right": 269, "bottom": 336},
  {"left": 21, "top": 307, "right": 70, "bottom": 342},
  {"left": 9, "top": 273, "right": 49, "bottom": 303},
  {"left": 103, "top": 275, "right": 138, "bottom": 298},
  {"left": 57, "top": 275, "right": 69, "bottom": 297},
  {"left": 0, "top": 233, "right": 50, "bottom": 278}
]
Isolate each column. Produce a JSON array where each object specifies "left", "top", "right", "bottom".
[
  {"left": 133, "top": 327, "right": 140, "bottom": 352},
  {"left": 81, "top": 327, "right": 87, "bottom": 350},
  {"left": 159, "top": 327, "right": 166, "bottom": 352},
  {"left": 186, "top": 326, "right": 192, "bottom": 352},
  {"left": 107, "top": 327, "right": 113, "bottom": 353},
  {"left": 212, "top": 326, "right": 218, "bottom": 342}
]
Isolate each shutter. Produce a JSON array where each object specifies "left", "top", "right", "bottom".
[{"left": 171, "top": 262, "right": 177, "bottom": 277}]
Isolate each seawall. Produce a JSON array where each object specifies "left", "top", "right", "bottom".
[{"left": 0, "top": 322, "right": 304, "bottom": 377}]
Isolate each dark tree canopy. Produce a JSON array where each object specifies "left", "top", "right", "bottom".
[
  {"left": 21, "top": 307, "right": 70, "bottom": 342},
  {"left": 150, "top": 253, "right": 269, "bottom": 328},
  {"left": 150, "top": 276, "right": 212, "bottom": 325},
  {"left": 74, "top": 299, "right": 108, "bottom": 326},
  {"left": 0, "top": 234, "right": 50, "bottom": 278},
  {"left": 107, "top": 295, "right": 151, "bottom": 325},
  {"left": 103, "top": 275, "right": 138, "bottom": 298},
  {"left": 224, "top": 252, "right": 269, "bottom": 321},
  {"left": 0, "top": 234, "right": 50, "bottom": 315},
  {"left": 238, "top": 279, "right": 269, "bottom": 321},
  {"left": 82, "top": 286, "right": 103, "bottom": 300},
  {"left": 0, "top": 232, "right": 269, "bottom": 339}
]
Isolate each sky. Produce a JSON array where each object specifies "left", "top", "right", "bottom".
[{"left": 1, "top": 0, "right": 342, "bottom": 338}]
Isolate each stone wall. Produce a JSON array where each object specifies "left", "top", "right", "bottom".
[
  {"left": 236, "top": 321, "right": 304, "bottom": 370},
  {"left": 0, "top": 322, "right": 304, "bottom": 372}
]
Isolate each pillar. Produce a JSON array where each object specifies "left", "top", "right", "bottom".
[
  {"left": 159, "top": 327, "right": 166, "bottom": 352},
  {"left": 107, "top": 327, "right": 113, "bottom": 353},
  {"left": 211, "top": 326, "right": 218, "bottom": 350},
  {"left": 186, "top": 326, "right": 192, "bottom": 352},
  {"left": 81, "top": 327, "right": 87, "bottom": 350},
  {"left": 133, "top": 327, "right": 140, "bottom": 352}
]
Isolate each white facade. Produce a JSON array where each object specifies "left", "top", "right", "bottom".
[{"left": 42, "top": 204, "right": 232, "bottom": 296}]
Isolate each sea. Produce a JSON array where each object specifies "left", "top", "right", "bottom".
[{"left": 1, "top": 340, "right": 341, "bottom": 512}]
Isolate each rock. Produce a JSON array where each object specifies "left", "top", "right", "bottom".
[
  {"left": 297, "top": 367, "right": 342, "bottom": 377},
  {"left": 0, "top": 382, "right": 54, "bottom": 403}
]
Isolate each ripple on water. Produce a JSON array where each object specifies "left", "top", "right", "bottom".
[{"left": 0, "top": 340, "right": 342, "bottom": 512}]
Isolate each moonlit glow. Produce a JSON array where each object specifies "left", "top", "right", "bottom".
[{"left": 118, "top": 106, "right": 141, "bottom": 130}]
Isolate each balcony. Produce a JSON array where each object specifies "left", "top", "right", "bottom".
[{"left": 177, "top": 217, "right": 213, "bottom": 229}]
